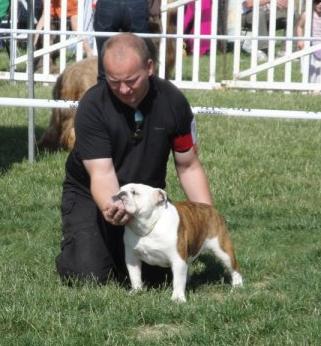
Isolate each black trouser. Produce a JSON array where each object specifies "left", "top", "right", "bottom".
[
  {"left": 56, "top": 190, "right": 123, "bottom": 283},
  {"left": 93, "top": 0, "right": 150, "bottom": 81},
  {"left": 56, "top": 189, "right": 172, "bottom": 285}
]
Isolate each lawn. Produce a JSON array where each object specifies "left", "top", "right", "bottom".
[{"left": 0, "top": 76, "right": 321, "bottom": 344}]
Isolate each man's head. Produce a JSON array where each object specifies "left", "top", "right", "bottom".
[{"left": 102, "top": 33, "right": 155, "bottom": 108}]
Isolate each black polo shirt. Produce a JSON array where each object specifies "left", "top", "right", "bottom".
[{"left": 64, "top": 76, "right": 194, "bottom": 195}]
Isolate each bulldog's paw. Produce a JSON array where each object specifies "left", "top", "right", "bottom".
[
  {"left": 231, "top": 271, "right": 243, "bottom": 287},
  {"left": 171, "top": 292, "right": 187, "bottom": 303},
  {"left": 129, "top": 287, "right": 144, "bottom": 295}
]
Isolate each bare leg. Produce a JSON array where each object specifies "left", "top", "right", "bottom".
[{"left": 70, "top": 15, "right": 93, "bottom": 58}]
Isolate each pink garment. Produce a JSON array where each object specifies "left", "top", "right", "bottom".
[
  {"left": 312, "top": 11, "right": 321, "bottom": 60},
  {"left": 184, "top": 0, "right": 212, "bottom": 55}
]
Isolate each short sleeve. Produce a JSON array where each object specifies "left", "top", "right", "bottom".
[
  {"left": 169, "top": 89, "right": 196, "bottom": 153},
  {"left": 74, "top": 92, "right": 112, "bottom": 160}
]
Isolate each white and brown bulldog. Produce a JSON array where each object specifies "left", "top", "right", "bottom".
[{"left": 113, "top": 183, "right": 243, "bottom": 302}]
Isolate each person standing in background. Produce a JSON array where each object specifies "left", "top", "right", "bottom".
[
  {"left": 0, "top": 0, "right": 9, "bottom": 25},
  {"left": 34, "top": 0, "right": 93, "bottom": 62},
  {"left": 296, "top": 0, "right": 321, "bottom": 83},
  {"left": 93, "top": 0, "right": 150, "bottom": 81},
  {"left": 241, "top": 0, "right": 290, "bottom": 61}
]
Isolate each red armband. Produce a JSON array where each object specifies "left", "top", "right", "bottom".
[{"left": 172, "top": 133, "right": 194, "bottom": 152}]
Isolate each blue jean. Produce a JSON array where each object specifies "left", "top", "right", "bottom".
[{"left": 94, "top": 0, "right": 150, "bottom": 80}]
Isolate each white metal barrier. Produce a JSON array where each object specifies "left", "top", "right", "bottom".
[
  {"left": 0, "top": 0, "right": 320, "bottom": 91},
  {"left": 2, "top": 97, "right": 321, "bottom": 120}
]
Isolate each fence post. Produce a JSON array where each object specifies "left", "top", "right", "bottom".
[{"left": 27, "top": 0, "right": 35, "bottom": 163}]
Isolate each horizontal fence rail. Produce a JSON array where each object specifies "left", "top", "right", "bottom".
[{"left": 1, "top": 97, "right": 321, "bottom": 120}]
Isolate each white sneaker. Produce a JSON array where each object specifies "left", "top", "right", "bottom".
[
  {"left": 276, "top": 50, "right": 285, "bottom": 58},
  {"left": 257, "top": 50, "right": 268, "bottom": 62},
  {"left": 241, "top": 48, "right": 268, "bottom": 62},
  {"left": 242, "top": 41, "right": 252, "bottom": 54}
]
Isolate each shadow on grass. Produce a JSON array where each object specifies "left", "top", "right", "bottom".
[
  {"left": 138, "top": 254, "right": 233, "bottom": 292},
  {"left": 0, "top": 125, "right": 44, "bottom": 173},
  {"left": 189, "top": 254, "right": 232, "bottom": 289}
]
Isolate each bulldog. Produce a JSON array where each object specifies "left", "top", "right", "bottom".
[{"left": 113, "top": 183, "right": 243, "bottom": 302}]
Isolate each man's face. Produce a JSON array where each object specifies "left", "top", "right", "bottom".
[{"left": 104, "top": 50, "right": 153, "bottom": 108}]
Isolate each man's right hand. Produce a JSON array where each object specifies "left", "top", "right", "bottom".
[
  {"left": 277, "top": 0, "right": 288, "bottom": 10},
  {"left": 83, "top": 158, "right": 131, "bottom": 226},
  {"left": 102, "top": 200, "right": 130, "bottom": 226},
  {"left": 297, "top": 40, "right": 304, "bottom": 50}
]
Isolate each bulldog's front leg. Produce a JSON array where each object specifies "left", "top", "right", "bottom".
[
  {"left": 171, "top": 257, "right": 189, "bottom": 303},
  {"left": 125, "top": 248, "right": 143, "bottom": 292}
]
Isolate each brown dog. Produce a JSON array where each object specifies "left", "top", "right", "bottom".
[{"left": 38, "top": 57, "right": 98, "bottom": 151}]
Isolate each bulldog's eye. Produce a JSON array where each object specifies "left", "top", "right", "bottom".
[{"left": 131, "top": 189, "right": 139, "bottom": 196}]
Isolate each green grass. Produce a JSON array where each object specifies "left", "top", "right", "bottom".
[{"left": 1, "top": 78, "right": 321, "bottom": 345}]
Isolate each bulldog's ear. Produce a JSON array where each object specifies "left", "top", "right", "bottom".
[{"left": 156, "top": 189, "right": 168, "bottom": 207}]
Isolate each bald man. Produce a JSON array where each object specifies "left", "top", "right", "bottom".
[{"left": 56, "top": 33, "right": 213, "bottom": 285}]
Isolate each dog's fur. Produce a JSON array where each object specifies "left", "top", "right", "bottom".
[
  {"left": 148, "top": 3, "right": 177, "bottom": 79},
  {"left": 38, "top": 57, "right": 98, "bottom": 151},
  {"left": 113, "top": 183, "right": 243, "bottom": 302}
]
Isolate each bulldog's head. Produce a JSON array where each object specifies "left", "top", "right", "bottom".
[{"left": 112, "top": 183, "right": 167, "bottom": 218}]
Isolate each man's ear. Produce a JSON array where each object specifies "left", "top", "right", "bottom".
[
  {"left": 156, "top": 189, "right": 168, "bottom": 207},
  {"left": 147, "top": 58, "right": 154, "bottom": 76}
]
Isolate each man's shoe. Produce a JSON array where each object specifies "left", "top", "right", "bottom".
[
  {"left": 257, "top": 50, "right": 268, "bottom": 62},
  {"left": 276, "top": 49, "right": 286, "bottom": 57}
]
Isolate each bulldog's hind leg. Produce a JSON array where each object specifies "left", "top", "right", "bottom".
[{"left": 204, "top": 236, "right": 243, "bottom": 287}]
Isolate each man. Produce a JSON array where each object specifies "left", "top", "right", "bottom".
[
  {"left": 242, "top": 0, "right": 290, "bottom": 61},
  {"left": 0, "top": 0, "right": 9, "bottom": 25},
  {"left": 55, "top": 33, "right": 213, "bottom": 285}
]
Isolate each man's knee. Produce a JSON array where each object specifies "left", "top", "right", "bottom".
[{"left": 55, "top": 253, "right": 115, "bottom": 284}]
